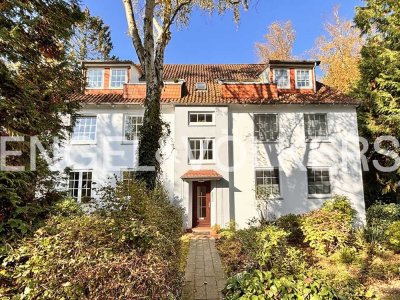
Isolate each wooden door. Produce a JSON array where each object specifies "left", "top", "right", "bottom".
[{"left": 192, "top": 181, "right": 211, "bottom": 227}]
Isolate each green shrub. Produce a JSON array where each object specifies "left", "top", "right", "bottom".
[
  {"left": 224, "top": 270, "right": 338, "bottom": 300},
  {"left": 275, "top": 214, "right": 304, "bottom": 244},
  {"left": 339, "top": 246, "right": 357, "bottom": 264},
  {"left": 2, "top": 180, "right": 184, "bottom": 299},
  {"left": 50, "top": 198, "right": 83, "bottom": 217},
  {"left": 366, "top": 203, "right": 400, "bottom": 243},
  {"left": 385, "top": 221, "right": 400, "bottom": 252},
  {"left": 301, "top": 195, "right": 356, "bottom": 255}
]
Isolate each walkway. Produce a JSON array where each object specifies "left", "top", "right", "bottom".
[{"left": 182, "top": 236, "right": 225, "bottom": 300}]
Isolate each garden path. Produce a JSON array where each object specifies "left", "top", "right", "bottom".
[{"left": 182, "top": 236, "right": 225, "bottom": 300}]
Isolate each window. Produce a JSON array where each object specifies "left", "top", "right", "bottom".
[
  {"left": 255, "top": 168, "right": 280, "bottom": 197},
  {"left": 304, "top": 113, "right": 328, "bottom": 140},
  {"left": 110, "top": 69, "right": 127, "bottom": 88},
  {"left": 254, "top": 114, "right": 279, "bottom": 142},
  {"left": 189, "top": 112, "right": 214, "bottom": 125},
  {"left": 195, "top": 82, "right": 207, "bottom": 91},
  {"left": 121, "top": 170, "right": 136, "bottom": 192},
  {"left": 68, "top": 171, "right": 93, "bottom": 201},
  {"left": 71, "top": 116, "right": 97, "bottom": 142},
  {"left": 307, "top": 168, "right": 331, "bottom": 195},
  {"left": 296, "top": 69, "right": 312, "bottom": 88},
  {"left": 274, "top": 69, "right": 290, "bottom": 89},
  {"left": 124, "top": 115, "right": 143, "bottom": 141},
  {"left": 86, "top": 69, "right": 103, "bottom": 88},
  {"left": 188, "top": 138, "right": 214, "bottom": 162}
]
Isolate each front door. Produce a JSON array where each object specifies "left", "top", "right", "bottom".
[{"left": 192, "top": 181, "right": 211, "bottom": 227}]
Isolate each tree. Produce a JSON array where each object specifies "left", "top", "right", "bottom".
[
  {"left": 122, "top": 0, "right": 248, "bottom": 189},
  {"left": 255, "top": 20, "right": 295, "bottom": 62},
  {"left": 313, "top": 7, "right": 364, "bottom": 94},
  {"left": 354, "top": 0, "right": 400, "bottom": 205},
  {"left": 70, "top": 8, "right": 114, "bottom": 61},
  {"left": 0, "top": 0, "right": 84, "bottom": 237}
]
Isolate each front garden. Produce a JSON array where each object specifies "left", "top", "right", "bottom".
[{"left": 216, "top": 196, "right": 400, "bottom": 299}]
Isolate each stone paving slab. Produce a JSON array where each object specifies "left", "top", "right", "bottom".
[{"left": 182, "top": 236, "right": 225, "bottom": 300}]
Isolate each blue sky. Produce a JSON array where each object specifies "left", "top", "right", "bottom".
[{"left": 82, "top": 0, "right": 363, "bottom": 64}]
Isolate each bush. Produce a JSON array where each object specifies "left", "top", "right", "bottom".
[
  {"left": 385, "top": 221, "right": 400, "bottom": 252},
  {"left": 301, "top": 195, "right": 356, "bottom": 255},
  {"left": 366, "top": 203, "right": 400, "bottom": 243},
  {"left": 1, "top": 180, "right": 184, "bottom": 299},
  {"left": 224, "top": 270, "right": 338, "bottom": 300},
  {"left": 274, "top": 214, "right": 304, "bottom": 244}
]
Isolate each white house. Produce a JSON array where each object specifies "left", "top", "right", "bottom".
[{"left": 53, "top": 60, "right": 366, "bottom": 229}]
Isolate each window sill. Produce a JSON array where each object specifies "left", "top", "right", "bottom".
[
  {"left": 255, "top": 140, "right": 279, "bottom": 144},
  {"left": 308, "top": 194, "right": 332, "bottom": 199},
  {"left": 121, "top": 140, "right": 139, "bottom": 145},
  {"left": 188, "top": 161, "right": 215, "bottom": 165},
  {"left": 70, "top": 141, "right": 97, "bottom": 145},
  {"left": 305, "top": 139, "right": 331, "bottom": 144},
  {"left": 188, "top": 123, "right": 216, "bottom": 127}
]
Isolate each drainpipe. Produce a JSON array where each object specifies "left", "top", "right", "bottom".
[{"left": 313, "top": 62, "right": 317, "bottom": 94}]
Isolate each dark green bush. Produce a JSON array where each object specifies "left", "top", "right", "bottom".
[
  {"left": 224, "top": 270, "right": 338, "bottom": 300},
  {"left": 274, "top": 214, "right": 304, "bottom": 244},
  {"left": 1, "top": 180, "right": 184, "bottom": 299},
  {"left": 366, "top": 203, "right": 400, "bottom": 243},
  {"left": 301, "top": 195, "right": 356, "bottom": 255}
]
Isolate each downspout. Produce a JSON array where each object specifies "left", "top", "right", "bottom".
[{"left": 313, "top": 62, "right": 317, "bottom": 94}]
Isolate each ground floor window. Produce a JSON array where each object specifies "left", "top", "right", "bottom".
[
  {"left": 255, "top": 168, "right": 280, "bottom": 198},
  {"left": 307, "top": 167, "right": 331, "bottom": 194},
  {"left": 68, "top": 171, "right": 93, "bottom": 201},
  {"left": 121, "top": 170, "right": 136, "bottom": 192}
]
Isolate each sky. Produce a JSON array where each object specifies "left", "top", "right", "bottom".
[{"left": 81, "top": 0, "right": 363, "bottom": 64}]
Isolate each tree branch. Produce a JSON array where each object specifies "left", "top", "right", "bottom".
[{"left": 122, "top": 0, "right": 145, "bottom": 67}]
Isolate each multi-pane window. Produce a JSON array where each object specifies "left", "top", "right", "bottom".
[
  {"left": 86, "top": 69, "right": 103, "bottom": 88},
  {"left": 304, "top": 113, "right": 328, "bottom": 140},
  {"left": 71, "top": 117, "right": 97, "bottom": 141},
  {"left": 274, "top": 69, "right": 290, "bottom": 89},
  {"left": 121, "top": 170, "right": 136, "bottom": 192},
  {"left": 189, "top": 138, "right": 214, "bottom": 162},
  {"left": 124, "top": 115, "right": 143, "bottom": 140},
  {"left": 307, "top": 168, "right": 331, "bottom": 194},
  {"left": 189, "top": 112, "right": 214, "bottom": 125},
  {"left": 296, "top": 69, "right": 311, "bottom": 88},
  {"left": 68, "top": 171, "right": 93, "bottom": 201},
  {"left": 254, "top": 114, "right": 279, "bottom": 142},
  {"left": 110, "top": 69, "right": 127, "bottom": 88},
  {"left": 255, "top": 168, "right": 280, "bottom": 197}
]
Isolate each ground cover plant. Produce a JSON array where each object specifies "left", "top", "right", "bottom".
[
  {"left": 217, "top": 196, "right": 400, "bottom": 299},
  {"left": 0, "top": 180, "right": 184, "bottom": 299}
]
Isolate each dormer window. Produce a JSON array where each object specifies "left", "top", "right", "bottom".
[
  {"left": 274, "top": 69, "right": 290, "bottom": 89},
  {"left": 86, "top": 69, "right": 103, "bottom": 89},
  {"left": 110, "top": 69, "right": 128, "bottom": 88},
  {"left": 195, "top": 82, "right": 207, "bottom": 91},
  {"left": 295, "top": 69, "right": 312, "bottom": 89}
]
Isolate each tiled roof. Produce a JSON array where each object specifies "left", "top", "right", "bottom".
[
  {"left": 181, "top": 170, "right": 223, "bottom": 180},
  {"left": 71, "top": 64, "right": 359, "bottom": 105}
]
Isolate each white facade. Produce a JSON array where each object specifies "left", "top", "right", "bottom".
[{"left": 52, "top": 61, "right": 366, "bottom": 229}]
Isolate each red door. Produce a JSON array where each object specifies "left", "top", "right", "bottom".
[{"left": 192, "top": 181, "right": 211, "bottom": 227}]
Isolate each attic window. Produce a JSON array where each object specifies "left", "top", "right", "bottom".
[{"left": 195, "top": 82, "right": 207, "bottom": 91}]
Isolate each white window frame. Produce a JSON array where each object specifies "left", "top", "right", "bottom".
[
  {"left": 68, "top": 170, "right": 93, "bottom": 202},
  {"left": 188, "top": 112, "right": 215, "bottom": 126},
  {"left": 109, "top": 68, "right": 128, "bottom": 89},
  {"left": 307, "top": 167, "right": 331, "bottom": 196},
  {"left": 123, "top": 114, "right": 143, "bottom": 142},
  {"left": 70, "top": 116, "right": 97, "bottom": 144},
  {"left": 295, "top": 69, "right": 312, "bottom": 89},
  {"left": 255, "top": 167, "right": 281, "bottom": 199},
  {"left": 188, "top": 138, "right": 215, "bottom": 164},
  {"left": 273, "top": 68, "right": 291, "bottom": 89},
  {"left": 304, "top": 113, "right": 329, "bottom": 141},
  {"left": 254, "top": 113, "right": 279, "bottom": 142},
  {"left": 86, "top": 68, "right": 104, "bottom": 89}
]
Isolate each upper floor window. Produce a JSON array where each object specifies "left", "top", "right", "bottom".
[
  {"left": 189, "top": 112, "right": 214, "bottom": 125},
  {"left": 274, "top": 69, "right": 290, "bottom": 89},
  {"left": 255, "top": 168, "right": 280, "bottom": 198},
  {"left": 254, "top": 114, "right": 279, "bottom": 142},
  {"left": 195, "top": 82, "right": 207, "bottom": 91},
  {"left": 307, "top": 168, "right": 331, "bottom": 195},
  {"left": 189, "top": 138, "right": 214, "bottom": 163},
  {"left": 71, "top": 116, "right": 97, "bottom": 142},
  {"left": 124, "top": 115, "right": 143, "bottom": 141},
  {"left": 110, "top": 69, "right": 127, "bottom": 88},
  {"left": 295, "top": 69, "right": 312, "bottom": 89},
  {"left": 86, "top": 69, "right": 103, "bottom": 88},
  {"left": 68, "top": 171, "right": 93, "bottom": 201},
  {"left": 304, "top": 113, "right": 328, "bottom": 140}
]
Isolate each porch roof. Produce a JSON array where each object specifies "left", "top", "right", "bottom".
[{"left": 181, "top": 170, "right": 223, "bottom": 181}]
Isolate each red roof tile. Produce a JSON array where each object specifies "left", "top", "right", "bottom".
[
  {"left": 71, "top": 64, "right": 359, "bottom": 105},
  {"left": 181, "top": 170, "right": 223, "bottom": 180}
]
